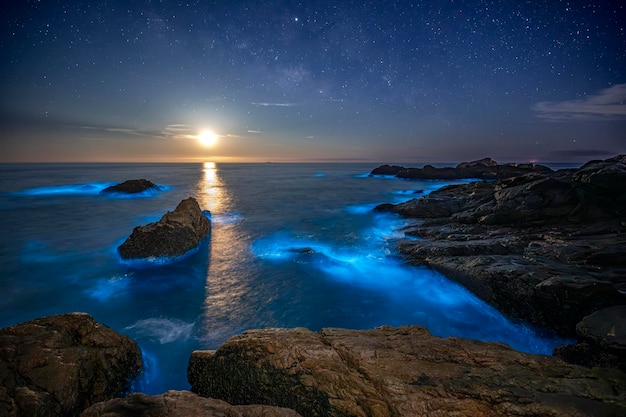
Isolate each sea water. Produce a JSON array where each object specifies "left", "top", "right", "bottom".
[{"left": 0, "top": 162, "right": 572, "bottom": 394}]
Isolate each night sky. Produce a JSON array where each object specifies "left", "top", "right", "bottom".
[{"left": 1, "top": 1, "right": 625, "bottom": 163}]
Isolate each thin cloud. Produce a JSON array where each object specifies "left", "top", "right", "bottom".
[
  {"left": 162, "top": 124, "right": 196, "bottom": 140},
  {"left": 251, "top": 102, "right": 298, "bottom": 107},
  {"left": 247, "top": 129, "right": 262, "bottom": 134},
  {"left": 79, "top": 125, "right": 159, "bottom": 138},
  {"left": 533, "top": 83, "right": 626, "bottom": 121}
]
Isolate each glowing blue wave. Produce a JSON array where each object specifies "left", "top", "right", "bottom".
[
  {"left": 250, "top": 216, "right": 572, "bottom": 355},
  {"left": 130, "top": 349, "right": 159, "bottom": 393},
  {"left": 125, "top": 317, "right": 195, "bottom": 344},
  {"left": 15, "top": 182, "right": 170, "bottom": 198},
  {"left": 85, "top": 274, "right": 130, "bottom": 301},
  {"left": 17, "top": 182, "right": 115, "bottom": 195},
  {"left": 115, "top": 241, "right": 208, "bottom": 267}
]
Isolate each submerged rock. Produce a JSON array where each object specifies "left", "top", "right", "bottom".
[
  {"left": 101, "top": 179, "right": 160, "bottom": 194},
  {"left": 188, "top": 326, "right": 626, "bottom": 417},
  {"left": 118, "top": 197, "right": 211, "bottom": 259},
  {"left": 0, "top": 313, "right": 142, "bottom": 417},
  {"left": 80, "top": 390, "right": 302, "bottom": 417}
]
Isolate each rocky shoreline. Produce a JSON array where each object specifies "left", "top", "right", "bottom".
[
  {"left": 3, "top": 314, "right": 625, "bottom": 416},
  {"left": 188, "top": 326, "right": 626, "bottom": 417},
  {"left": 375, "top": 155, "right": 626, "bottom": 371},
  {"left": 2, "top": 156, "right": 626, "bottom": 416}
]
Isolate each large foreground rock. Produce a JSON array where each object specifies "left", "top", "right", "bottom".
[
  {"left": 188, "top": 326, "right": 626, "bottom": 417},
  {"left": 118, "top": 197, "right": 211, "bottom": 259},
  {"left": 80, "top": 390, "right": 302, "bottom": 417},
  {"left": 0, "top": 313, "right": 142, "bottom": 417}
]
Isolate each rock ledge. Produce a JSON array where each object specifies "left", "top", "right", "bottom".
[{"left": 189, "top": 326, "right": 626, "bottom": 417}]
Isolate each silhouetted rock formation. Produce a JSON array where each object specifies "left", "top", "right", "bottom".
[
  {"left": 0, "top": 313, "right": 142, "bottom": 417},
  {"left": 101, "top": 179, "right": 161, "bottom": 194},
  {"left": 188, "top": 326, "right": 626, "bottom": 417},
  {"left": 370, "top": 157, "right": 552, "bottom": 179},
  {"left": 376, "top": 155, "right": 626, "bottom": 369},
  {"left": 81, "top": 390, "right": 303, "bottom": 417},
  {"left": 118, "top": 197, "right": 211, "bottom": 259}
]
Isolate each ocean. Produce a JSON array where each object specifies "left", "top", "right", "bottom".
[{"left": 0, "top": 162, "right": 572, "bottom": 394}]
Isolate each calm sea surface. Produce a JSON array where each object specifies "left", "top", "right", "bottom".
[{"left": 0, "top": 162, "right": 573, "bottom": 394}]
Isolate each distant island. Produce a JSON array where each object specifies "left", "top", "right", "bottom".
[{"left": 370, "top": 157, "right": 552, "bottom": 179}]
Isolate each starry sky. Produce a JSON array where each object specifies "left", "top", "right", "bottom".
[{"left": 1, "top": 0, "right": 625, "bottom": 163}]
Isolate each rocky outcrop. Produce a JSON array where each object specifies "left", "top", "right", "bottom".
[
  {"left": 118, "top": 197, "right": 211, "bottom": 259},
  {"left": 370, "top": 157, "right": 553, "bottom": 180},
  {"left": 0, "top": 313, "right": 142, "bottom": 417},
  {"left": 376, "top": 155, "right": 626, "bottom": 369},
  {"left": 189, "top": 326, "right": 626, "bottom": 417},
  {"left": 80, "top": 390, "right": 302, "bottom": 417},
  {"left": 101, "top": 179, "right": 161, "bottom": 194},
  {"left": 554, "top": 305, "right": 626, "bottom": 370}
]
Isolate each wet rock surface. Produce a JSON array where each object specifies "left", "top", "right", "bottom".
[
  {"left": 118, "top": 197, "right": 211, "bottom": 259},
  {"left": 101, "top": 179, "right": 160, "bottom": 194},
  {"left": 80, "top": 390, "right": 303, "bottom": 417},
  {"left": 189, "top": 326, "right": 626, "bottom": 417},
  {"left": 377, "top": 155, "right": 626, "bottom": 369},
  {"left": 370, "top": 157, "right": 553, "bottom": 180},
  {"left": 0, "top": 313, "right": 142, "bottom": 417}
]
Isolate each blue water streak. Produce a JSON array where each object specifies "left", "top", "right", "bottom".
[
  {"left": 251, "top": 214, "right": 572, "bottom": 355},
  {"left": 15, "top": 182, "right": 170, "bottom": 198}
]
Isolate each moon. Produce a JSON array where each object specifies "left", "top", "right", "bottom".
[{"left": 197, "top": 130, "right": 217, "bottom": 147}]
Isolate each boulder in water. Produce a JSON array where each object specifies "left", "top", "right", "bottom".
[
  {"left": 118, "top": 197, "right": 211, "bottom": 259},
  {"left": 101, "top": 179, "right": 160, "bottom": 194}
]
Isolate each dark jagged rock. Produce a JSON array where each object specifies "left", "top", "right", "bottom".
[
  {"left": 80, "top": 390, "right": 303, "bottom": 417},
  {"left": 189, "top": 326, "right": 626, "bottom": 417},
  {"left": 101, "top": 179, "right": 160, "bottom": 194},
  {"left": 118, "top": 197, "right": 211, "bottom": 259},
  {"left": 287, "top": 247, "right": 316, "bottom": 254},
  {"left": 370, "top": 157, "right": 553, "bottom": 180},
  {"left": 576, "top": 305, "right": 626, "bottom": 352},
  {"left": 554, "top": 305, "right": 626, "bottom": 369},
  {"left": 0, "top": 313, "right": 142, "bottom": 417},
  {"left": 369, "top": 164, "right": 404, "bottom": 176},
  {"left": 380, "top": 155, "right": 626, "bottom": 369}
]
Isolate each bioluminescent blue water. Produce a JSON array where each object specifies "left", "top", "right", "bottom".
[{"left": 0, "top": 162, "right": 572, "bottom": 394}]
